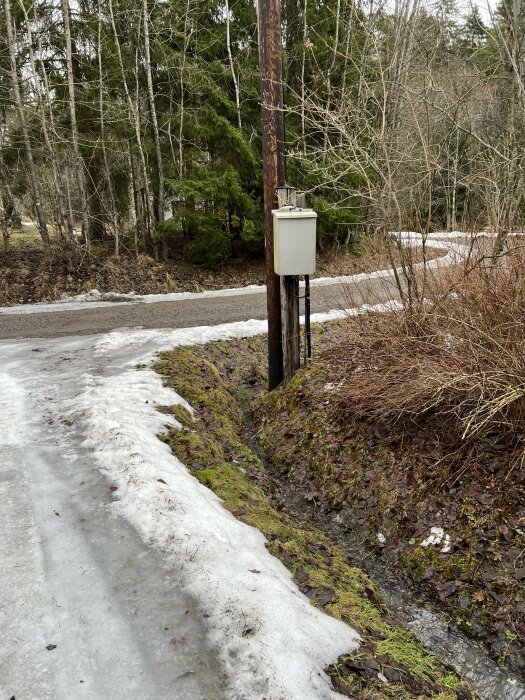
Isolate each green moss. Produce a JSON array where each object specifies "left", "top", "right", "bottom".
[
  {"left": 153, "top": 343, "right": 474, "bottom": 700},
  {"left": 165, "top": 429, "right": 224, "bottom": 468},
  {"left": 156, "top": 348, "right": 241, "bottom": 427},
  {"left": 376, "top": 630, "right": 444, "bottom": 683},
  {"left": 168, "top": 403, "right": 194, "bottom": 428},
  {"left": 402, "top": 546, "right": 475, "bottom": 584}
]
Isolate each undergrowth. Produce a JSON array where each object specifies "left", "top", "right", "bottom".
[
  {"left": 154, "top": 344, "right": 474, "bottom": 700},
  {"left": 334, "top": 249, "right": 525, "bottom": 478}
]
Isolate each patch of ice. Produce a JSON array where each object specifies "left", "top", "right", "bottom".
[{"left": 0, "top": 372, "right": 26, "bottom": 448}]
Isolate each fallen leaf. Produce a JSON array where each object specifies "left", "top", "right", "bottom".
[
  {"left": 315, "top": 587, "right": 337, "bottom": 607},
  {"left": 513, "top": 567, "right": 525, "bottom": 581}
]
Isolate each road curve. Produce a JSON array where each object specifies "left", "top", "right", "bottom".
[{"left": 0, "top": 276, "right": 399, "bottom": 339}]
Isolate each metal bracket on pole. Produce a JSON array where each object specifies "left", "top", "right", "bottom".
[{"left": 277, "top": 185, "right": 296, "bottom": 209}]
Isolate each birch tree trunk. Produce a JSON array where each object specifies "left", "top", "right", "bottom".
[
  {"left": 97, "top": 2, "right": 120, "bottom": 256},
  {"left": 143, "top": 0, "right": 165, "bottom": 228},
  {"left": 323, "top": 0, "right": 341, "bottom": 157},
  {"left": 0, "top": 159, "right": 14, "bottom": 254},
  {"left": 178, "top": 0, "right": 193, "bottom": 179},
  {"left": 60, "top": 0, "right": 90, "bottom": 250},
  {"left": 225, "top": 0, "right": 242, "bottom": 129},
  {"left": 300, "top": 0, "right": 307, "bottom": 150},
  {"left": 21, "top": 0, "right": 73, "bottom": 263},
  {"left": 108, "top": 0, "right": 155, "bottom": 255},
  {"left": 4, "top": 0, "right": 50, "bottom": 247}
]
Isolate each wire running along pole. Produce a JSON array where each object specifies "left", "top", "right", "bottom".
[{"left": 305, "top": 274, "right": 312, "bottom": 361}]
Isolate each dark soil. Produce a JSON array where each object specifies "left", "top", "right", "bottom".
[
  {"left": 253, "top": 320, "right": 525, "bottom": 679},
  {"left": 180, "top": 320, "right": 525, "bottom": 681},
  {"left": 0, "top": 242, "right": 442, "bottom": 306}
]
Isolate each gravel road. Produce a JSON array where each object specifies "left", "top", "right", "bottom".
[{"left": 0, "top": 276, "right": 399, "bottom": 339}]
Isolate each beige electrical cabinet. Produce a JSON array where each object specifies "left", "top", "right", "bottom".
[{"left": 273, "top": 207, "right": 317, "bottom": 276}]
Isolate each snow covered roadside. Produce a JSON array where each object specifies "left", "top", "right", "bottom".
[
  {"left": 76, "top": 316, "right": 387, "bottom": 698},
  {"left": 2, "top": 317, "right": 368, "bottom": 699},
  {"left": 0, "top": 230, "right": 457, "bottom": 315},
  {"left": 71, "top": 303, "right": 423, "bottom": 696},
  {"left": 66, "top": 362, "right": 360, "bottom": 699}
]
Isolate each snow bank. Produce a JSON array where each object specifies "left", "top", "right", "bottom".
[
  {"left": 89, "top": 300, "right": 406, "bottom": 357},
  {"left": 0, "top": 284, "right": 267, "bottom": 315},
  {"left": 65, "top": 365, "right": 360, "bottom": 699},
  {"left": 395, "top": 230, "right": 525, "bottom": 240}
]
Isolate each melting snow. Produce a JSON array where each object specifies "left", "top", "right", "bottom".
[
  {"left": 421, "top": 527, "right": 452, "bottom": 553},
  {"left": 1, "top": 319, "right": 365, "bottom": 699},
  {"left": 65, "top": 366, "right": 360, "bottom": 699}
]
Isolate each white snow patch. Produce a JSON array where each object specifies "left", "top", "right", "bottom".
[
  {"left": 89, "top": 300, "right": 406, "bottom": 359},
  {"left": 309, "top": 300, "right": 404, "bottom": 324},
  {"left": 421, "top": 527, "right": 445, "bottom": 547},
  {"left": 0, "top": 284, "right": 268, "bottom": 315},
  {"left": 59, "top": 288, "right": 142, "bottom": 303},
  {"left": 64, "top": 366, "right": 360, "bottom": 699},
  {"left": 0, "top": 372, "right": 26, "bottom": 448},
  {"left": 441, "top": 535, "right": 452, "bottom": 553},
  {"left": 421, "top": 527, "right": 452, "bottom": 553}
]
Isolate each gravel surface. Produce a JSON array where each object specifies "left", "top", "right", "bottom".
[{"left": 0, "top": 277, "right": 399, "bottom": 339}]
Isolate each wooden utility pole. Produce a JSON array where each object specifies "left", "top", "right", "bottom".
[
  {"left": 258, "top": 0, "right": 286, "bottom": 389},
  {"left": 258, "top": 0, "right": 301, "bottom": 389}
]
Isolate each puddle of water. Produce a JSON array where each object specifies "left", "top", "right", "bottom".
[
  {"left": 377, "top": 581, "right": 525, "bottom": 700},
  {"left": 331, "top": 529, "right": 525, "bottom": 700}
]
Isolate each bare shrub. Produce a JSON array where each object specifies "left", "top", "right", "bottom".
[{"left": 331, "top": 244, "right": 525, "bottom": 469}]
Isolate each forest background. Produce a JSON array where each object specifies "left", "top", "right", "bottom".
[{"left": 1, "top": 0, "right": 524, "bottom": 268}]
